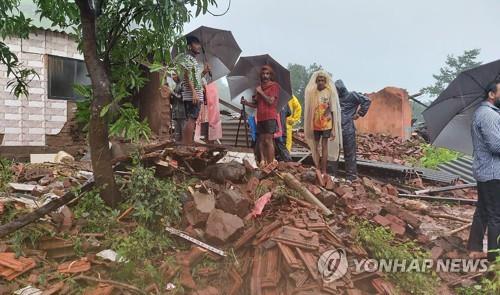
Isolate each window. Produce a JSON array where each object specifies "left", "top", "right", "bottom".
[{"left": 48, "top": 55, "right": 91, "bottom": 100}]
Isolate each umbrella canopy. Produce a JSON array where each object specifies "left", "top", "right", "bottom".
[
  {"left": 423, "top": 59, "right": 500, "bottom": 154},
  {"left": 173, "top": 26, "right": 242, "bottom": 82},
  {"left": 227, "top": 54, "right": 292, "bottom": 110}
]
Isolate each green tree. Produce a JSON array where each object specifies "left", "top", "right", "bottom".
[
  {"left": 421, "top": 49, "right": 482, "bottom": 99},
  {"left": 1, "top": 0, "right": 215, "bottom": 206}
]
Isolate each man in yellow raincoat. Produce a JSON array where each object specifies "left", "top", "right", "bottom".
[{"left": 286, "top": 95, "right": 302, "bottom": 151}]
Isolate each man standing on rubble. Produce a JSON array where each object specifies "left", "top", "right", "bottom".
[
  {"left": 335, "top": 80, "right": 371, "bottom": 181},
  {"left": 467, "top": 80, "right": 500, "bottom": 261},
  {"left": 178, "top": 35, "right": 211, "bottom": 145},
  {"left": 242, "top": 65, "right": 280, "bottom": 167},
  {"left": 304, "top": 70, "right": 343, "bottom": 177}
]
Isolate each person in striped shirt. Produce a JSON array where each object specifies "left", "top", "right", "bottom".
[
  {"left": 178, "top": 35, "right": 210, "bottom": 145},
  {"left": 467, "top": 80, "right": 500, "bottom": 261}
]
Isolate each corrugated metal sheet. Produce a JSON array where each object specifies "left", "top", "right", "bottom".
[
  {"left": 437, "top": 156, "right": 475, "bottom": 184},
  {"left": 414, "top": 166, "right": 460, "bottom": 184},
  {"left": 356, "top": 159, "right": 415, "bottom": 174},
  {"left": 354, "top": 159, "right": 460, "bottom": 184},
  {"left": 330, "top": 157, "right": 460, "bottom": 184},
  {"left": 220, "top": 120, "right": 252, "bottom": 148}
]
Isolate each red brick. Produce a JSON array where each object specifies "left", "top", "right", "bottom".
[{"left": 373, "top": 215, "right": 391, "bottom": 227}]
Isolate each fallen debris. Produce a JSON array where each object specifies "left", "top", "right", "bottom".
[
  {"left": 0, "top": 177, "right": 94, "bottom": 237},
  {"left": 0, "top": 252, "right": 36, "bottom": 281},
  {"left": 282, "top": 172, "right": 332, "bottom": 215},
  {"left": 165, "top": 226, "right": 226, "bottom": 257},
  {"left": 14, "top": 286, "right": 42, "bottom": 295},
  {"left": 399, "top": 193, "right": 477, "bottom": 205},
  {"left": 0, "top": 138, "right": 481, "bottom": 294},
  {"left": 415, "top": 183, "right": 477, "bottom": 195},
  {"left": 185, "top": 192, "right": 216, "bottom": 226},
  {"left": 216, "top": 189, "right": 250, "bottom": 218},
  {"left": 205, "top": 209, "right": 244, "bottom": 244},
  {"left": 57, "top": 258, "right": 91, "bottom": 273},
  {"left": 75, "top": 275, "right": 146, "bottom": 295}
]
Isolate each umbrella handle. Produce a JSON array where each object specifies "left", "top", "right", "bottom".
[{"left": 201, "top": 46, "right": 213, "bottom": 80}]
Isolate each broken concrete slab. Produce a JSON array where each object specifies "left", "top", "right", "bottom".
[
  {"left": 8, "top": 183, "right": 37, "bottom": 192},
  {"left": 185, "top": 192, "right": 216, "bottom": 227},
  {"left": 217, "top": 151, "right": 257, "bottom": 167},
  {"left": 216, "top": 189, "right": 250, "bottom": 218},
  {"left": 30, "top": 154, "right": 57, "bottom": 164},
  {"left": 205, "top": 161, "right": 246, "bottom": 184},
  {"left": 205, "top": 209, "right": 244, "bottom": 244}
]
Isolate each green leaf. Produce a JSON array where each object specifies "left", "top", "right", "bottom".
[
  {"left": 195, "top": 0, "right": 202, "bottom": 16},
  {"left": 100, "top": 103, "right": 111, "bottom": 117},
  {"left": 148, "top": 63, "right": 165, "bottom": 73}
]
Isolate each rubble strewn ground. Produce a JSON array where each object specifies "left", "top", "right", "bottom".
[
  {"left": 356, "top": 134, "right": 425, "bottom": 165},
  {"left": 0, "top": 136, "right": 491, "bottom": 295}
]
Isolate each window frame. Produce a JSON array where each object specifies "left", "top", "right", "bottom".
[{"left": 47, "top": 54, "right": 90, "bottom": 101}]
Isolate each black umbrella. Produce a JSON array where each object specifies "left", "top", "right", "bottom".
[
  {"left": 226, "top": 54, "right": 292, "bottom": 110},
  {"left": 173, "top": 26, "right": 242, "bottom": 81},
  {"left": 423, "top": 59, "right": 500, "bottom": 154}
]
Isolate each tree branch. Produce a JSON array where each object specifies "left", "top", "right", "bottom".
[{"left": 104, "top": 7, "right": 146, "bottom": 61}]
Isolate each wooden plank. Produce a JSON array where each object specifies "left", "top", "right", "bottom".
[
  {"left": 415, "top": 183, "right": 477, "bottom": 195},
  {"left": 282, "top": 173, "right": 332, "bottom": 216}
]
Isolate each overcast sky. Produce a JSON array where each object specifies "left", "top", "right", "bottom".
[{"left": 184, "top": 0, "right": 500, "bottom": 100}]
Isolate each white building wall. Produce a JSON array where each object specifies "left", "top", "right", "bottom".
[{"left": 0, "top": 29, "right": 83, "bottom": 146}]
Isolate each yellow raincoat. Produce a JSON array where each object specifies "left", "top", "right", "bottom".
[{"left": 286, "top": 95, "right": 302, "bottom": 151}]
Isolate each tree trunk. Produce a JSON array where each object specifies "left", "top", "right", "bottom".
[{"left": 76, "top": 0, "right": 121, "bottom": 206}]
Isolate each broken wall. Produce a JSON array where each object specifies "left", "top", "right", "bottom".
[
  {"left": 134, "top": 68, "right": 171, "bottom": 140},
  {"left": 0, "top": 29, "right": 83, "bottom": 146},
  {"left": 355, "top": 87, "right": 412, "bottom": 140},
  {"left": 0, "top": 101, "right": 86, "bottom": 160}
]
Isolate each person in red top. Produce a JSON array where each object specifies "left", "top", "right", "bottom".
[{"left": 242, "top": 65, "right": 280, "bottom": 167}]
